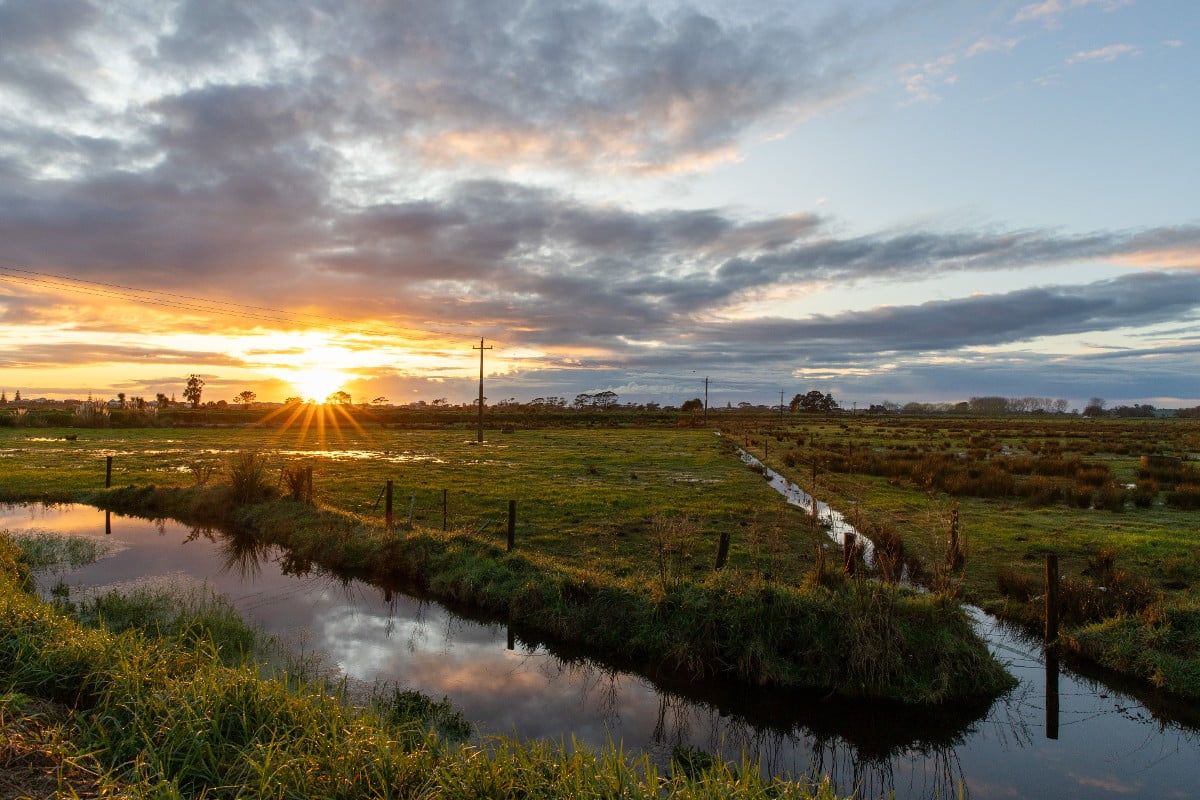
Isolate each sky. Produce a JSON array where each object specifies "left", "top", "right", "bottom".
[{"left": 0, "top": 0, "right": 1197, "bottom": 410}]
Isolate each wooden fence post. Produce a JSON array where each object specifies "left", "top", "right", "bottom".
[
  {"left": 104, "top": 510, "right": 111, "bottom": 536},
  {"left": 1045, "top": 552, "right": 1059, "bottom": 646},
  {"left": 385, "top": 480, "right": 394, "bottom": 533},
  {"left": 105, "top": 455, "right": 113, "bottom": 488},
  {"left": 507, "top": 500, "right": 516, "bottom": 552},
  {"left": 714, "top": 530, "right": 731, "bottom": 570},
  {"left": 948, "top": 507, "right": 963, "bottom": 571}
]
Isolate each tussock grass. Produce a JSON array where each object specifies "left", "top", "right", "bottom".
[{"left": 1067, "top": 603, "right": 1200, "bottom": 698}]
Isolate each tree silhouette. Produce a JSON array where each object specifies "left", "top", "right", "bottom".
[
  {"left": 790, "top": 390, "right": 839, "bottom": 413},
  {"left": 235, "top": 390, "right": 257, "bottom": 409},
  {"left": 184, "top": 375, "right": 204, "bottom": 409}
]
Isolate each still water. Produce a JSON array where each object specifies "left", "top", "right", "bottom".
[{"left": 2, "top": 502, "right": 1197, "bottom": 799}]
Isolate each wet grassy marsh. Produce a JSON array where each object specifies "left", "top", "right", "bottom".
[
  {"left": 0, "top": 426, "right": 812, "bottom": 581},
  {"left": 741, "top": 414, "right": 1200, "bottom": 696},
  {"left": 0, "top": 424, "right": 1014, "bottom": 702}
]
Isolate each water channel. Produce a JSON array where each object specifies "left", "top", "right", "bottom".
[{"left": 2, "top": 495, "right": 1197, "bottom": 799}]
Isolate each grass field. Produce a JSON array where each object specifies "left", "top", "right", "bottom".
[
  {"left": 733, "top": 414, "right": 1200, "bottom": 696},
  {"left": 0, "top": 422, "right": 1012, "bottom": 703},
  {"left": 0, "top": 425, "right": 813, "bottom": 580}
]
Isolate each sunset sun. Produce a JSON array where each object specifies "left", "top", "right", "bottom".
[{"left": 290, "top": 369, "right": 350, "bottom": 403}]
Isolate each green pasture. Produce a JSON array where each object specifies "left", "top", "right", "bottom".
[
  {"left": 0, "top": 425, "right": 815, "bottom": 583},
  {"left": 0, "top": 423, "right": 1015, "bottom": 702}
]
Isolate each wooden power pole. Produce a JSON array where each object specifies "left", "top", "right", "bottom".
[{"left": 473, "top": 337, "right": 492, "bottom": 443}]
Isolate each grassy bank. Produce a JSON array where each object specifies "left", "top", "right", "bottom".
[
  {"left": 0, "top": 534, "right": 849, "bottom": 799},
  {"left": 88, "top": 480, "right": 1012, "bottom": 703},
  {"left": 742, "top": 414, "right": 1200, "bottom": 698}
]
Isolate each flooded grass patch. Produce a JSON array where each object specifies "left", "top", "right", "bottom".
[
  {"left": 12, "top": 529, "right": 115, "bottom": 570},
  {"left": 744, "top": 414, "right": 1200, "bottom": 698}
]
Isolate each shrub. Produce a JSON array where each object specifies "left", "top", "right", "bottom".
[
  {"left": 1070, "top": 485, "right": 1094, "bottom": 509},
  {"left": 864, "top": 520, "right": 904, "bottom": 584},
  {"left": 188, "top": 461, "right": 218, "bottom": 487},
  {"left": 227, "top": 452, "right": 272, "bottom": 503},
  {"left": 1018, "top": 476, "right": 1061, "bottom": 507},
  {"left": 1075, "top": 467, "right": 1111, "bottom": 488},
  {"left": 281, "top": 464, "right": 312, "bottom": 503},
  {"left": 1166, "top": 483, "right": 1200, "bottom": 510},
  {"left": 1130, "top": 479, "right": 1157, "bottom": 509},
  {"left": 1094, "top": 483, "right": 1127, "bottom": 512}
]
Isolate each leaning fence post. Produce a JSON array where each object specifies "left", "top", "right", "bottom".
[
  {"left": 105, "top": 455, "right": 113, "bottom": 488},
  {"left": 1045, "top": 553, "right": 1059, "bottom": 647},
  {"left": 506, "top": 500, "right": 516, "bottom": 552},
  {"left": 385, "top": 480, "right": 394, "bottom": 533},
  {"left": 714, "top": 530, "right": 731, "bottom": 570}
]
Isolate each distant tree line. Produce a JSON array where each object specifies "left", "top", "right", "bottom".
[{"left": 868, "top": 396, "right": 1072, "bottom": 415}]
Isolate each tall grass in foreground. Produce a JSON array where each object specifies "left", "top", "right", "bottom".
[{"left": 0, "top": 534, "right": 848, "bottom": 800}]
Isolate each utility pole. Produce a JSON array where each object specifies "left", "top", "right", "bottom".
[
  {"left": 703, "top": 376, "right": 709, "bottom": 425},
  {"left": 473, "top": 337, "right": 492, "bottom": 443}
]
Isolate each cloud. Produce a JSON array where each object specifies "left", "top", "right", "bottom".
[
  {"left": 0, "top": 342, "right": 246, "bottom": 369},
  {"left": 1067, "top": 43, "right": 1140, "bottom": 64},
  {"left": 0, "top": 0, "right": 874, "bottom": 177},
  {"left": 965, "top": 37, "right": 1021, "bottom": 58},
  {"left": 899, "top": 54, "right": 958, "bottom": 103},
  {"left": 698, "top": 271, "right": 1200, "bottom": 361},
  {"left": 1012, "top": 0, "right": 1131, "bottom": 26}
]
